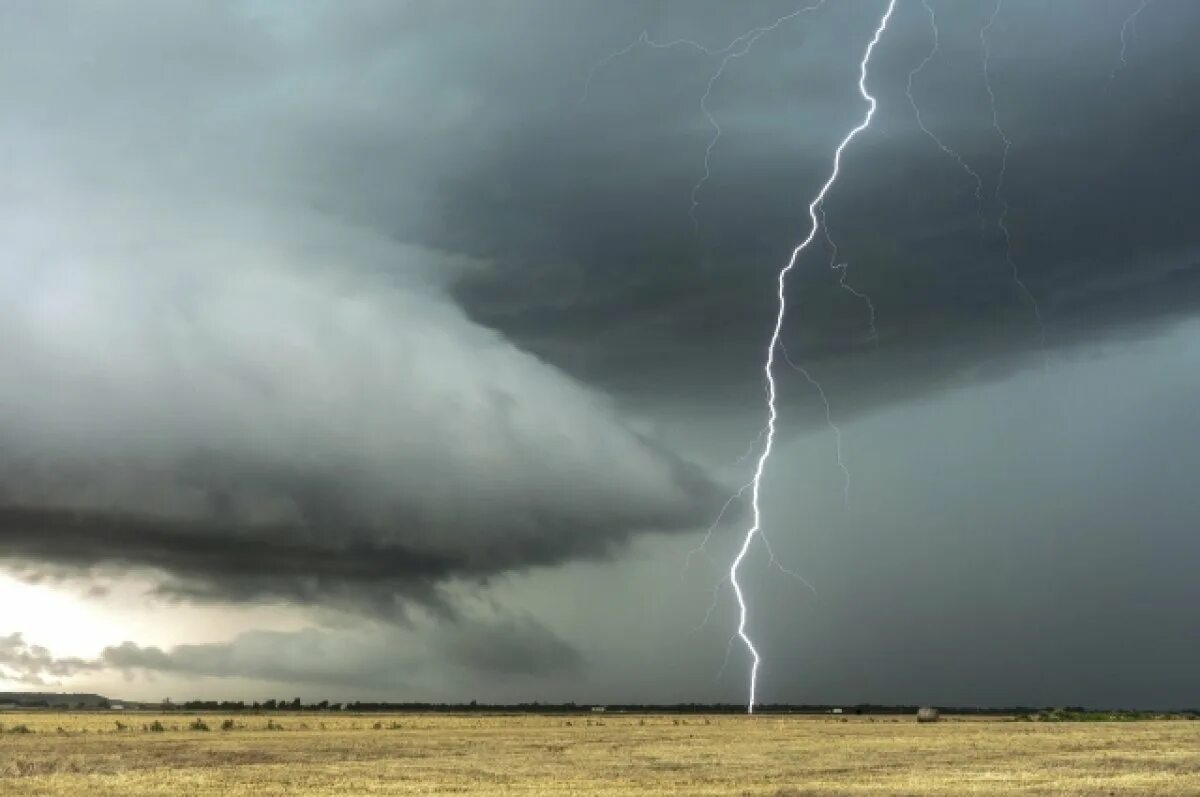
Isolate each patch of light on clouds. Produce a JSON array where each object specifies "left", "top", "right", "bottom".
[{"left": 0, "top": 571, "right": 314, "bottom": 673}]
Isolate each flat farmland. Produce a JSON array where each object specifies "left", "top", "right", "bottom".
[{"left": 1, "top": 712, "right": 1197, "bottom": 795}]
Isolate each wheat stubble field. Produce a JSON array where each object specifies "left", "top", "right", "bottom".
[{"left": 1, "top": 712, "right": 1197, "bottom": 796}]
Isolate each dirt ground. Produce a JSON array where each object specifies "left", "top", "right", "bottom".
[{"left": 1, "top": 711, "right": 1197, "bottom": 795}]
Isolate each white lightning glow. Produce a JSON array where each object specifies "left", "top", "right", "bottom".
[
  {"left": 732, "top": 0, "right": 896, "bottom": 713},
  {"left": 1112, "top": 0, "right": 1155, "bottom": 81},
  {"left": 907, "top": 0, "right": 985, "bottom": 226},
  {"left": 980, "top": 0, "right": 1047, "bottom": 362}
]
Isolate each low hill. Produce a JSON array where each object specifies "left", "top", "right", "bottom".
[{"left": 0, "top": 691, "right": 118, "bottom": 708}]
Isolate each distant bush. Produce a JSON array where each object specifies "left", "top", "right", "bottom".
[
  {"left": 266, "top": 719, "right": 283, "bottom": 731},
  {"left": 7, "top": 724, "right": 32, "bottom": 734},
  {"left": 148, "top": 721, "right": 166, "bottom": 733},
  {"left": 221, "top": 719, "right": 236, "bottom": 731}
]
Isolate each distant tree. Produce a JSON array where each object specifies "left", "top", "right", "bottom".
[{"left": 290, "top": 697, "right": 301, "bottom": 710}]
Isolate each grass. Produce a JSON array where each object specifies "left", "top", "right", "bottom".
[{"left": 0, "top": 711, "right": 1196, "bottom": 795}]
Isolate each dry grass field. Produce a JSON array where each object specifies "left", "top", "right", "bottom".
[{"left": 1, "top": 711, "right": 1197, "bottom": 796}]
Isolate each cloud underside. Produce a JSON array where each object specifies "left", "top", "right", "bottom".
[
  {"left": 0, "top": 209, "right": 722, "bottom": 610},
  {"left": 0, "top": 493, "right": 704, "bottom": 613},
  {"left": 1, "top": 0, "right": 1198, "bottom": 617}
]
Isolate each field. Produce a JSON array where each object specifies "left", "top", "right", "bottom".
[{"left": 1, "top": 711, "right": 1197, "bottom": 795}]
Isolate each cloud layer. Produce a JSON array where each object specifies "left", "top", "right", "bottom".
[
  {"left": 0, "top": 1, "right": 725, "bottom": 611},
  {"left": 1, "top": 613, "right": 582, "bottom": 691}
]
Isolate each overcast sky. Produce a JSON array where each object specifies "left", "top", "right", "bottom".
[{"left": 1, "top": 0, "right": 1197, "bottom": 710}]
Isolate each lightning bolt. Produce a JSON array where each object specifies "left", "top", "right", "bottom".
[
  {"left": 981, "top": 0, "right": 1048, "bottom": 367},
  {"left": 584, "top": 3, "right": 828, "bottom": 230},
  {"left": 689, "top": 1, "right": 828, "bottom": 231},
  {"left": 683, "top": 480, "right": 753, "bottom": 577},
  {"left": 582, "top": 32, "right": 710, "bottom": 105},
  {"left": 589, "top": 6, "right": 841, "bottom": 673},
  {"left": 906, "top": 0, "right": 986, "bottom": 227},
  {"left": 820, "top": 207, "right": 878, "bottom": 344},
  {"left": 1112, "top": 0, "right": 1155, "bottom": 81},
  {"left": 731, "top": 0, "right": 897, "bottom": 714},
  {"left": 778, "top": 341, "right": 850, "bottom": 508}
]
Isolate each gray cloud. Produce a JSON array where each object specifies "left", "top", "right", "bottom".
[
  {"left": 0, "top": 209, "right": 722, "bottom": 609},
  {"left": 0, "top": 2, "right": 728, "bottom": 609},
  {"left": 439, "top": 0, "right": 1200, "bottom": 415},
  {"left": 434, "top": 615, "right": 583, "bottom": 677},
  {"left": 6, "top": 614, "right": 580, "bottom": 691},
  {"left": 1, "top": 0, "right": 1198, "bottom": 709},
  {"left": 0, "top": 633, "right": 98, "bottom": 687},
  {"left": 101, "top": 615, "right": 581, "bottom": 687}
]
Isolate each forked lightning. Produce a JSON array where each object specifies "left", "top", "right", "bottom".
[{"left": 732, "top": 0, "right": 897, "bottom": 713}]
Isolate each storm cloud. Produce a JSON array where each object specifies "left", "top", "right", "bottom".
[
  {"left": 443, "top": 0, "right": 1200, "bottom": 416},
  {"left": 0, "top": 1, "right": 726, "bottom": 610},
  {"left": 1, "top": 1, "right": 1198, "bottom": 707},
  {"left": 0, "top": 191, "right": 723, "bottom": 609}
]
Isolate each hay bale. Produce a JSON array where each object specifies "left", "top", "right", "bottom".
[{"left": 916, "top": 707, "right": 940, "bottom": 723}]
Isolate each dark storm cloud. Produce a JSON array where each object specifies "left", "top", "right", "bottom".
[
  {"left": 0, "top": 1, "right": 727, "bottom": 609},
  {"left": 2, "top": 0, "right": 1197, "bottom": 628},
  {"left": 0, "top": 470, "right": 712, "bottom": 614},
  {"left": 438, "top": 0, "right": 1200, "bottom": 416}
]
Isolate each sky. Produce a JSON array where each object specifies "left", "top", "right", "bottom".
[{"left": 1, "top": 0, "right": 1197, "bottom": 710}]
